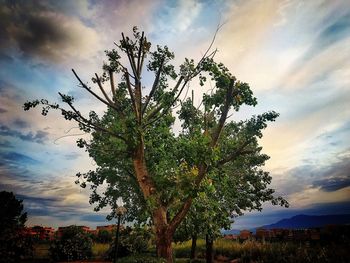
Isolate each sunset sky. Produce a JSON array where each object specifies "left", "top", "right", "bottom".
[{"left": 0, "top": 0, "right": 349, "bottom": 229}]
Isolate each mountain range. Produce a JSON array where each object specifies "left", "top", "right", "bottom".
[{"left": 223, "top": 214, "right": 350, "bottom": 234}]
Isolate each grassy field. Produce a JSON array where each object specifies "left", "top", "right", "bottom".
[
  {"left": 174, "top": 238, "right": 350, "bottom": 263},
  {"left": 30, "top": 239, "right": 349, "bottom": 262}
]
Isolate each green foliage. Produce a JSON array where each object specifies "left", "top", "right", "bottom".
[
  {"left": 49, "top": 226, "right": 93, "bottom": 261},
  {"left": 0, "top": 191, "right": 33, "bottom": 263},
  {"left": 95, "top": 229, "right": 113, "bottom": 243},
  {"left": 107, "top": 226, "right": 154, "bottom": 259}
]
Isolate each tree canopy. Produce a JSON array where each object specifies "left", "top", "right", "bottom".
[{"left": 24, "top": 27, "right": 287, "bottom": 262}]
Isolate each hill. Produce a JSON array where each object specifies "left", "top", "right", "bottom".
[{"left": 261, "top": 214, "right": 350, "bottom": 229}]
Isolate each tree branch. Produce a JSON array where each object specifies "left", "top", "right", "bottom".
[
  {"left": 143, "top": 76, "right": 184, "bottom": 126},
  {"left": 137, "top": 32, "right": 144, "bottom": 76},
  {"left": 169, "top": 198, "right": 193, "bottom": 233},
  {"left": 94, "top": 73, "right": 114, "bottom": 105},
  {"left": 124, "top": 70, "right": 138, "bottom": 118},
  {"left": 58, "top": 92, "right": 127, "bottom": 142},
  {"left": 71, "top": 69, "right": 120, "bottom": 112},
  {"left": 217, "top": 141, "right": 254, "bottom": 167},
  {"left": 121, "top": 33, "right": 139, "bottom": 81},
  {"left": 142, "top": 57, "right": 165, "bottom": 116},
  {"left": 211, "top": 79, "right": 235, "bottom": 147},
  {"left": 109, "top": 70, "right": 117, "bottom": 102}
]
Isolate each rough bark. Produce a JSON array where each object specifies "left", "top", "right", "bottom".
[{"left": 154, "top": 220, "right": 174, "bottom": 263}]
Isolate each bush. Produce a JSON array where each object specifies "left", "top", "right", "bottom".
[
  {"left": 106, "top": 226, "right": 154, "bottom": 260},
  {"left": 50, "top": 226, "right": 92, "bottom": 261}
]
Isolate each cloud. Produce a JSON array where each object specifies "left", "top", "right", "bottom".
[
  {"left": 12, "top": 118, "right": 30, "bottom": 128},
  {"left": 0, "top": 139, "right": 12, "bottom": 148},
  {"left": 0, "top": 0, "right": 100, "bottom": 62},
  {"left": 312, "top": 177, "right": 350, "bottom": 192},
  {"left": 64, "top": 152, "right": 81, "bottom": 160},
  {"left": 0, "top": 124, "right": 49, "bottom": 144},
  {"left": 0, "top": 107, "right": 7, "bottom": 113},
  {"left": 80, "top": 214, "right": 108, "bottom": 223},
  {"left": 0, "top": 151, "right": 40, "bottom": 166}
]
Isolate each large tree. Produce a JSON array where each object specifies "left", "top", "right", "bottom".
[{"left": 24, "top": 27, "right": 286, "bottom": 262}]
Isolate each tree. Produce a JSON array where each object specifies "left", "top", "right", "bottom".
[
  {"left": 50, "top": 225, "right": 93, "bottom": 261},
  {"left": 24, "top": 27, "right": 286, "bottom": 262},
  {"left": 0, "top": 191, "right": 32, "bottom": 263},
  {"left": 175, "top": 145, "right": 288, "bottom": 262}
]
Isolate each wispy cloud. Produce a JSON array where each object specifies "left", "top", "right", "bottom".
[{"left": 0, "top": 124, "right": 49, "bottom": 144}]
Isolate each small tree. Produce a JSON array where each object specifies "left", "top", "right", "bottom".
[
  {"left": 96, "top": 229, "right": 113, "bottom": 243},
  {"left": 50, "top": 226, "right": 93, "bottom": 261},
  {"left": 24, "top": 27, "right": 286, "bottom": 262},
  {"left": 0, "top": 191, "right": 33, "bottom": 263}
]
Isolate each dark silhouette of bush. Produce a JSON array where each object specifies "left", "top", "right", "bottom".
[
  {"left": 0, "top": 191, "right": 33, "bottom": 263},
  {"left": 50, "top": 225, "right": 92, "bottom": 261},
  {"left": 106, "top": 226, "right": 154, "bottom": 260}
]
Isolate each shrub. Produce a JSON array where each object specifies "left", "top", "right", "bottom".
[
  {"left": 50, "top": 226, "right": 92, "bottom": 261},
  {"left": 106, "top": 226, "right": 154, "bottom": 260}
]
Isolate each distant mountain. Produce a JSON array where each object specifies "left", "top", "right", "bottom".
[
  {"left": 261, "top": 214, "right": 350, "bottom": 229},
  {"left": 222, "top": 214, "right": 350, "bottom": 235},
  {"left": 222, "top": 229, "right": 240, "bottom": 235}
]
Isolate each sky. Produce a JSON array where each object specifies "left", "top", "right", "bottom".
[{"left": 0, "top": 0, "right": 349, "bottom": 229}]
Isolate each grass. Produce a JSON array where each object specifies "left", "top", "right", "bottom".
[
  {"left": 174, "top": 238, "right": 350, "bottom": 263},
  {"left": 92, "top": 243, "right": 110, "bottom": 258}
]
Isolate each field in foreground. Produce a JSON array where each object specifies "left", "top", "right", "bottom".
[{"left": 27, "top": 238, "right": 350, "bottom": 263}]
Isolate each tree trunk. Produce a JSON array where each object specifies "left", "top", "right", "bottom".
[
  {"left": 155, "top": 226, "right": 173, "bottom": 263},
  {"left": 190, "top": 234, "right": 197, "bottom": 259},
  {"left": 206, "top": 234, "right": 214, "bottom": 263}
]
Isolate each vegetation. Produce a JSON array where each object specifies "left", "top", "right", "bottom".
[
  {"left": 24, "top": 27, "right": 287, "bottom": 262},
  {"left": 0, "top": 191, "right": 33, "bottom": 263},
  {"left": 49, "top": 225, "right": 93, "bottom": 261},
  {"left": 173, "top": 238, "right": 350, "bottom": 263},
  {"left": 106, "top": 226, "right": 154, "bottom": 260}
]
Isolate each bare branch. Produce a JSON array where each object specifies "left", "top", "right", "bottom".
[
  {"left": 142, "top": 57, "right": 165, "bottom": 116},
  {"left": 71, "top": 69, "right": 120, "bottom": 112},
  {"left": 58, "top": 92, "right": 127, "bottom": 142},
  {"left": 121, "top": 33, "right": 139, "bottom": 80},
  {"left": 136, "top": 31, "right": 144, "bottom": 75},
  {"left": 143, "top": 76, "right": 184, "bottom": 126},
  {"left": 95, "top": 73, "right": 114, "bottom": 105},
  {"left": 109, "top": 70, "right": 117, "bottom": 101},
  {"left": 124, "top": 71, "right": 138, "bottom": 117}
]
